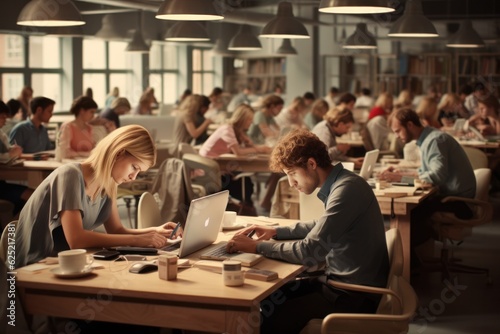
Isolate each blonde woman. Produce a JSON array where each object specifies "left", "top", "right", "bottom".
[
  {"left": 200, "top": 104, "right": 271, "bottom": 204},
  {"left": 416, "top": 96, "right": 440, "bottom": 128},
  {"left": 312, "top": 107, "right": 363, "bottom": 168},
  {"left": 170, "top": 94, "right": 212, "bottom": 156},
  {"left": 247, "top": 94, "right": 284, "bottom": 145},
  {"left": 58, "top": 96, "right": 98, "bottom": 159},
  {"left": 100, "top": 97, "right": 131, "bottom": 130},
  {"left": 274, "top": 96, "right": 307, "bottom": 131},
  {"left": 304, "top": 98, "right": 329, "bottom": 130},
  {"left": 104, "top": 86, "right": 119, "bottom": 108},
  {"left": 14, "top": 125, "right": 178, "bottom": 268},
  {"left": 368, "top": 92, "right": 393, "bottom": 120},
  {"left": 393, "top": 89, "right": 413, "bottom": 111},
  {"left": 437, "top": 93, "right": 469, "bottom": 128}
]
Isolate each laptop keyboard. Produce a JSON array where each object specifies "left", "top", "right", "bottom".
[
  {"left": 202, "top": 243, "right": 239, "bottom": 259},
  {"left": 160, "top": 243, "right": 181, "bottom": 252}
]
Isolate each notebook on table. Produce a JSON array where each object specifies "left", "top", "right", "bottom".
[{"left": 161, "top": 190, "right": 263, "bottom": 267}]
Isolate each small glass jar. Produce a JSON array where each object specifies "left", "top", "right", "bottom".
[{"left": 222, "top": 260, "right": 244, "bottom": 286}]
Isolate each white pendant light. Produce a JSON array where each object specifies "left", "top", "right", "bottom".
[
  {"left": 343, "top": 23, "right": 377, "bottom": 49},
  {"left": 446, "top": 20, "right": 485, "bottom": 48},
  {"left": 126, "top": 12, "right": 150, "bottom": 53},
  {"left": 228, "top": 25, "right": 262, "bottom": 51},
  {"left": 17, "top": 0, "right": 85, "bottom": 27},
  {"left": 165, "top": 22, "right": 210, "bottom": 42},
  {"left": 156, "top": 0, "right": 223, "bottom": 21},
  {"left": 260, "top": 2, "right": 309, "bottom": 39},
  {"left": 319, "top": 0, "right": 394, "bottom": 14},
  {"left": 276, "top": 39, "right": 297, "bottom": 55},
  {"left": 388, "top": 0, "right": 438, "bottom": 38}
]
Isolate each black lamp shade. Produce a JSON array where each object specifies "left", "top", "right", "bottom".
[
  {"left": 17, "top": 0, "right": 85, "bottom": 27},
  {"left": 260, "top": 2, "right": 309, "bottom": 39}
]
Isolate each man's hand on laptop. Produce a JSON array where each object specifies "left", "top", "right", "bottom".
[
  {"left": 227, "top": 225, "right": 277, "bottom": 254},
  {"left": 378, "top": 166, "right": 403, "bottom": 183}
]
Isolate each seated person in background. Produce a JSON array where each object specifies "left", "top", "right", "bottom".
[
  {"left": 304, "top": 98, "right": 329, "bottom": 130},
  {"left": 312, "top": 107, "right": 363, "bottom": 168},
  {"left": 302, "top": 91, "right": 316, "bottom": 110},
  {"left": 336, "top": 92, "right": 357, "bottom": 112},
  {"left": 457, "top": 84, "right": 473, "bottom": 112},
  {"left": 393, "top": 89, "right": 413, "bottom": 111},
  {"left": 58, "top": 96, "right": 98, "bottom": 159},
  {"left": 274, "top": 96, "right": 307, "bottom": 132},
  {"left": 227, "top": 86, "right": 253, "bottom": 113},
  {"left": 0, "top": 101, "right": 33, "bottom": 217},
  {"left": 355, "top": 87, "right": 374, "bottom": 108},
  {"left": 4, "top": 99, "right": 22, "bottom": 135},
  {"left": 169, "top": 94, "right": 212, "bottom": 156},
  {"left": 247, "top": 94, "right": 284, "bottom": 146},
  {"left": 200, "top": 104, "right": 271, "bottom": 203},
  {"left": 368, "top": 92, "right": 393, "bottom": 121},
  {"left": 13, "top": 125, "right": 179, "bottom": 268},
  {"left": 379, "top": 108, "right": 475, "bottom": 264},
  {"left": 324, "top": 86, "right": 339, "bottom": 109},
  {"left": 416, "top": 96, "right": 441, "bottom": 129},
  {"left": 204, "top": 87, "right": 225, "bottom": 122},
  {"left": 437, "top": 93, "right": 469, "bottom": 128},
  {"left": 228, "top": 129, "right": 389, "bottom": 333},
  {"left": 133, "top": 87, "right": 158, "bottom": 115},
  {"left": 16, "top": 86, "right": 33, "bottom": 120},
  {"left": 468, "top": 95, "right": 500, "bottom": 136},
  {"left": 9, "top": 96, "right": 55, "bottom": 153},
  {"left": 100, "top": 97, "right": 131, "bottom": 130},
  {"left": 464, "top": 82, "right": 487, "bottom": 117},
  {"left": 104, "top": 86, "right": 119, "bottom": 108}
]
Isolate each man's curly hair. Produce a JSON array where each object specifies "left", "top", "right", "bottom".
[{"left": 269, "top": 129, "right": 332, "bottom": 172}]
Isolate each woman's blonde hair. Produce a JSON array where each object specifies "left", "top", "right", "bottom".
[
  {"left": 324, "top": 107, "right": 354, "bottom": 126},
  {"left": 111, "top": 97, "right": 131, "bottom": 110},
  {"left": 178, "top": 94, "right": 210, "bottom": 122},
  {"left": 395, "top": 90, "right": 413, "bottom": 108},
  {"left": 374, "top": 92, "right": 393, "bottom": 109},
  {"left": 437, "top": 93, "right": 460, "bottom": 111},
  {"left": 229, "top": 104, "right": 254, "bottom": 143},
  {"left": 416, "top": 96, "right": 438, "bottom": 123},
  {"left": 84, "top": 125, "right": 156, "bottom": 199}
]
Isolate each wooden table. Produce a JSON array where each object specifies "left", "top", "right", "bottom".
[
  {"left": 457, "top": 139, "right": 500, "bottom": 150},
  {"left": 0, "top": 160, "right": 62, "bottom": 188},
  {"left": 15, "top": 217, "right": 304, "bottom": 334},
  {"left": 214, "top": 154, "right": 271, "bottom": 173}
]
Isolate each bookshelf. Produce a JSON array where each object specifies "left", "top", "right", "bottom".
[
  {"left": 455, "top": 53, "right": 500, "bottom": 96},
  {"left": 224, "top": 57, "right": 286, "bottom": 95},
  {"left": 399, "top": 53, "right": 452, "bottom": 95},
  {"left": 323, "top": 54, "right": 373, "bottom": 95},
  {"left": 375, "top": 54, "right": 399, "bottom": 95}
]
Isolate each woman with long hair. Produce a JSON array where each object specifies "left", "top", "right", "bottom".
[{"left": 14, "top": 125, "right": 178, "bottom": 268}]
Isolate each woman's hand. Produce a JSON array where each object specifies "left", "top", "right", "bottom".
[
  {"left": 155, "top": 222, "right": 183, "bottom": 239},
  {"left": 135, "top": 232, "right": 169, "bottom": 248}
]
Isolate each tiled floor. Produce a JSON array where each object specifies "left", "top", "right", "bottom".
[{"left": 117, "top": 191, "right": 500, "bottom": 334}]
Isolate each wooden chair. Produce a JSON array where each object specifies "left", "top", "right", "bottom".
[
  {"left": 301, "top": 229, "right": 416, "bottom": 334},
  {"left": 462, "top": 146, "right": 488, "bottom": 170}
]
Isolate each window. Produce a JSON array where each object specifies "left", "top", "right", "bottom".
[
  {"left": 148, "top": 42, "right": 179, "bottom": 105},
  {"left": 82, "top": 39, "right": 133, "bottom": 108},
  {"left": 0, "top": 34, "right": 63, "bottom": 109},
  {"left": 192, "top": 47, "right": 215, "bottom": 96}
]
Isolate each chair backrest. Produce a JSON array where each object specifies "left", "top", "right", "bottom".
[
  {"left": 463, "top": 147, "right": 488, "bottom": 170},
  {"left": 182, "top": 153, "right": 222, "bottom": 195},
  {"left": 137, "top": 192, "right": 161, "bottom": 229},
  {"left": 474, "top": 168, "right": 491, "bottom": 201},
  {"left": 0, "top": 221, "right": 17, "bottom": 264},
  {"left": 377, "top": 228, "right": 404, "bottom": 314}
]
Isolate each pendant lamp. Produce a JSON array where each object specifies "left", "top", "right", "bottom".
[
  {"left": 319, "top": 0, "right": 394, "bottom": 14},
  {"left": 276, "top": 39, "right": 297, "bottom": 55},
  {"left": 446, "top": 20, "right": 485, "bottom": 48},
  {"left": 96, "top": 15, "right": 128, "bottom": 40},
  {"left": 126, "top": 12, "right": 150, "bottom": 53},
  {"left": 228, "top": 25, "right": 262, "bottom": 51},
  {"left": 156, "top": 0, "right": 223, "bottom": 21},
  {"left": 17, "top": 0, "right": 85, "bottom": 27},
  {"left": 260, "top": 2, "right": 309, "bottom": 39},
  {"left": 343, "top": 23, "right": 377, "bottom": 49},
  {"left": 165, "top": 22, "right": 210, "bottom": 42},
  {"left": 388, "top": 0, "right": 438, "bottom": 38}
]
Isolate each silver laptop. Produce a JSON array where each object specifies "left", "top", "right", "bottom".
[
  {"left": 163, "top": 190, "right": 263, "bottom": 266},
  {"left": 359, "top": 149, "right": 380, "bottom": 180}
]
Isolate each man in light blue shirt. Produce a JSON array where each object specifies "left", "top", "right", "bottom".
[
  {"left": 9, "top": 96, "right": 55, "bottom": 153},
  {"left": 380, "top": 108, "right": 476, "bottom": 264}
]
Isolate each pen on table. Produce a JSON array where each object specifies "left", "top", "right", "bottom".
[
  {"left": 247, "top": 230, "right": 256, "bottom": 238},
  {"left": 170, "top": 222, "right": 181, "bottom": 240}
]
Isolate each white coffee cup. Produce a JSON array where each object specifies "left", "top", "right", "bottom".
[
  {"left": 222, "top": 211, "right": 237, "bottom": 228},
  {"left": 58, "top": 249, "right": 94, "bottom": 274}
]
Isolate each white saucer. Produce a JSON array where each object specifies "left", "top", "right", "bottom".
[
  {"left": 50, "top": 267, "right": 94, "bottom": 279},
  {"left": 222, "top": 224, "right": 245, "bottom": 231}
]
